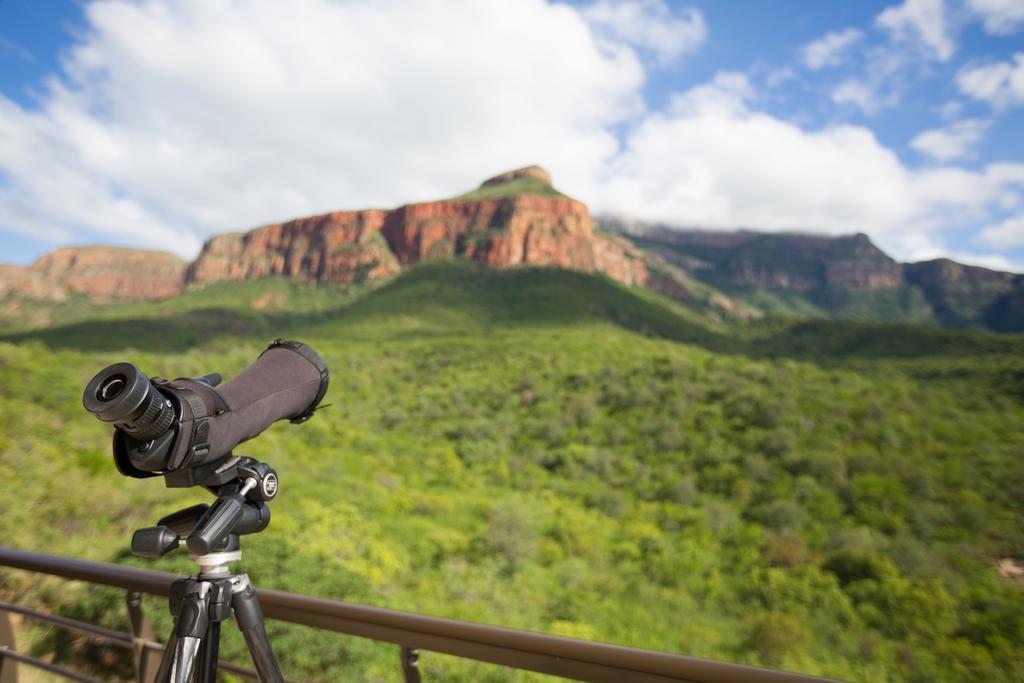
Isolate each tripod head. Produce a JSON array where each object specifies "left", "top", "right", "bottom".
[
  {"left": 133, "top": 457, "right": 288, "bottom": 683},
  {"left": 132, "top": 456, "right": 278, "bottom": 564}
]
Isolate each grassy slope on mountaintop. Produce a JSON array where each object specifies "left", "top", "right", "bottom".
[
  {"left": 452, "top": 175, "right": 568, "bottom": 202},
  {"left": 1, "top": 263, "right": 1023, "bottom": 682}
]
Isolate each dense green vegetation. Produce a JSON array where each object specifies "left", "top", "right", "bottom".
[{"left": 1, "top": 263, "right": 1023, "bottom": 682}]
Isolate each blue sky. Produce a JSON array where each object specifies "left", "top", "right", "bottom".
[{"left": 1, "top": 0, "right": 1023, "bottom": 270}]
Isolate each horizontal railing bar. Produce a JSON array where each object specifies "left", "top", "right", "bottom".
[
  {"left": 0, "top": 646, "right": 102, "bottom": 683},
  {"left": 0, "top": 600, "right": 133, "bottom": 647},
  {"left": 0, "top": 599, "right": 267, "bottom": 681},
  {"left": 263, "top": 601, "right": 685, "bottom": 683},
  {"left": 0, "top": 548, "right": 173, "bottom": 597},
  {"left": 0, "top": 547, "right": 840, "bottom": 683}
]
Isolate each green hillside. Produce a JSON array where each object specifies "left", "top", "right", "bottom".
[
  {"left": 1, "top": 277, "right": 369, "bottom": 350},
  {"left": 0, "top": 290, "right": 106, "bottom": 332},
  {"left": 2, "top": 263, "right": 1023, "bottom": 682}
]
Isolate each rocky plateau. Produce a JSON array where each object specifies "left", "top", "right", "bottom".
[{"left": 1, "top": 247, "right": 187, "bottom": 304}]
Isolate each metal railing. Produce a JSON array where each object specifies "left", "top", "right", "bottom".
[{"left": 0, "top": 547, "right": 839, "bottom": 683}]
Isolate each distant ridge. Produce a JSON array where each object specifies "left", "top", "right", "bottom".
[{"left": 603, "top": 219, "right": 1024, "bottom": 332}]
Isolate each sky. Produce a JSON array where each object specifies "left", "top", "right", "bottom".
[{"left": 1, "top": 0, "right": 1023, "bottom": 271}]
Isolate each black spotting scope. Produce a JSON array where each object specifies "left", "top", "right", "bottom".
[{"left": 83, "top": 339, "right": 329, "bottom": 483}]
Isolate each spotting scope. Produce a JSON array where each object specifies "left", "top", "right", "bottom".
[{"left": 82, "top": 339, "right": 329, "bottom": 483}]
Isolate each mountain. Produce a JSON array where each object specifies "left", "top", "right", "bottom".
[
  {"left": 186, "top": 165, "right": 646, "bottom": 286},
  {"left": 607, "top": 222, "right": 1024, "bottom": 332},
  {"left": 904, "top": 258, "right": 1023, "bottom": 332},
  {"left": 2, "top": 166, "right": 1022, "bottom": 332},
  {"left": 0, "top": 246, "right": 186, "bottom": 302},
  {"left": 0, "top": 166, "right": 742, "bottom": 326}
]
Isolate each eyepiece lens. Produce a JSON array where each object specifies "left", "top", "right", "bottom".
[
  {"left": 98, "top": 375, "right": 128, "bottom": 402},
  {"left": 83, "top": 362, "right": 175, "bottom": 442},
  {"left": 83, "top": 363, "right": 151, "bottom": 424}
]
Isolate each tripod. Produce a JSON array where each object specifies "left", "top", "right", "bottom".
[{"left": 132, "top": 456, "right": 284, "bottom": 683}]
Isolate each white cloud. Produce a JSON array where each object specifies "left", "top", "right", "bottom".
[
  {"left": 801, "top": 28, "right": 863, "bottom": 70},
  {"left": 588, "top": 73, "right": 1024, "bottom": 262},
  {"left": 671, "top": 71, "right": 754, "bottom": 116},
  {"left": 764, "top": 67, "right": 797, "bottom": 88},
  {"left": 831, "top": 79, "right": 893, "bottom": 114},
  {"left": 581, "top": 0, "right": 706, "bottom": 67},
  {"left": 0, "top": 1, "right": 1022, "bottom": 270},
  {"left": 876, "top": 0, "right": 954, "bottom": 61},
  {"left": 979, "top": 214, "right": 1024, "bottom": 248},
  {"left": 909, "top": 119, "right": 988, "bottom": 161},
  {"left": 824, "top": 36, "right": 921, "bottom": 116},
  {"left": 968, "top": 0, "right": 1024, "bottom": 34},
  {"left": 956, "top": 53, "right": 1024, "bottom": 108},
  {"left": 0, "top": 0, "right": 644, "bottom": 258},
  {"left": 822, "top": 1, "right": 956, "bottom": 116}
]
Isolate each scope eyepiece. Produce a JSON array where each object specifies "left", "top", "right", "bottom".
[{"left": 83, "top": 362, "right": 176, "bottom": 441}]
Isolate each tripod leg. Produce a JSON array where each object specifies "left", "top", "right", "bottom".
[
  {"left": 231, "top": 579, "right": 284, "bottom": 683},
  {"left": 195, "top": 621, "right": 220, "bottom": 683},
  {"left": 153, "top": 630, "right": 178, "bottom": 683},
  {"left": 172, "top": 636, "right": 202, "bottom": 683},
  {"left": 170, "top": 590, "right": 210, "bottom": 683}
]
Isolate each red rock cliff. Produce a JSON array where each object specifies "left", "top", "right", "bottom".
[
  {"left": 17, "top": 247, "right": 187, "bottom": 302},
  {"left": 187, "top": 168, "right": 651, "bottom": 291},
  {"left": 379, "top": 194, "right": 646, "bottom": 284},
  {"left": 186, "top": 209, "right": 399, "bottom": 285},
  {"left": 0, "top": 264, "right": 69, "bottom": 301}
]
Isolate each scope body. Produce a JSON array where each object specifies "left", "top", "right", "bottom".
[{"left": 83, "top": 340, "right": 329, "bottom": 480}]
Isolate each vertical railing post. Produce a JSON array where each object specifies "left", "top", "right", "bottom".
[
  {"left": 0, "top": 607, "right": 17, "bottom": 683},
  {"left": 125, "top": 591, "right": 160, "bottom": 683},
  {"left": 400, "top": 646, "right": 422, "bottom": 683}
]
